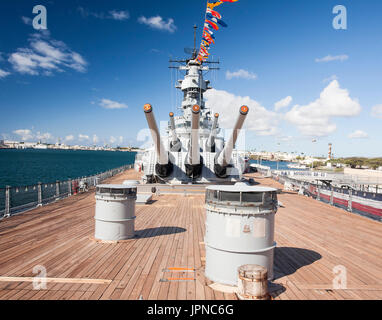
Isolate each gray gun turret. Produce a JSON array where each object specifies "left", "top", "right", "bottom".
[
  {"left": 214, "top": 105, "right": 249, "bottom": 178},
  {"left": 135, "top": 38, "right": 251, "bottom": 184}
]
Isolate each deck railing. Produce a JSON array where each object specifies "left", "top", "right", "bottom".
[
  {"left": 0, "top": 164, "right": 134, "bottom": 219},
  {"left": 270, "top": 171, "right": 382, "bottom": 222}
]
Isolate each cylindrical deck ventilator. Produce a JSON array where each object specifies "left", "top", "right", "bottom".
[
  {"left": 237, "top": 264, "right": 270, "bottom": 300},
  {"left": 204, "top": 184, "right": 278, "bottom": 286},
  {"left": 95, "top": 184, "right": 137, "bottom": 241}
]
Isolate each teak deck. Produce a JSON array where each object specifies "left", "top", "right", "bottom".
[{"left": 0, "top": 169, "right": 381, "bottom": 300}]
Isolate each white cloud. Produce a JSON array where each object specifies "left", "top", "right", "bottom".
[
  {"left": 99, "top": 99, "right": 128, "bottom": 109},
  {"left": 13, "top": 129, "right": 33, "bottom": 141},
  {"left": 0, "top": 69, "right": 10, "bottom": 78},
  {"left": 119, "top": 136, "right": 123, "bottom": 144},
  {"left": 348, "top": 130, "right": 369, "bottom": 139},
  {"left": 65, "top": 135, "right": 74, "bottom": 142},
  {"left": 226, "top": 69, "right": 257, "bottom": 80},
  {"left": 21, "top": 16, "right": 32, "bottom": 26},
  {"left": 8, "top": 33, "right": 87, "bottom": 75},
  {"left": 204, "top": 89, "right": 279, "bottom": 136},
  {"left": 78, "top": 134, "right": 90, "bottom": 141},
  {"left": 315, "top": 55, "right": 348, "bottom": 63},
  {"left": 77, "top": 7, "right": 130, "bottom": 21},
  {"left": 92, "top": 134, "right": 99, "bottom": 144},
  {"left": 138, "top": 16, "right": 177, "bottom": 33},
  {"left": 371, "top": 104, "right": 382, "bottom": 119},
  {"left": 285, "top": 80, "right": 361, "bottom": 137},
  {"left": 274, "top": 96, "right": 292, "bottom": 111},
  {"left": 109, "top": 10, "right": 130, "bottom": 21},
  {"left": 323, "top": 75, "right": 338, "bottom": 83}
]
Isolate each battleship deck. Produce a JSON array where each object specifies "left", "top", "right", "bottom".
[{"left": 0, "top": 169, "right": 381, "bottom": 300}]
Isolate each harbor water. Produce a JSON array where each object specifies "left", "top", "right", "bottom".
[
  {"left": 249, "top": 160, "right": 295, "bottom": 171},
  {"left": 0, "top": 149, "right": 136, "bottom": 188}
]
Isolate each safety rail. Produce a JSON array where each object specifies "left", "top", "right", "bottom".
[
  {"left": 0, "top": 164, "right": 134, "bottom": 219},
  {"left": 270, "top": 171, "right": 382, "bottom": 222}
]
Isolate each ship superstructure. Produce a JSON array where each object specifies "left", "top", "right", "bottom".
[{"left": 136, "top": 51, "right": 249, "bottom": 184}]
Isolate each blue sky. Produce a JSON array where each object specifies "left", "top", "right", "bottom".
[{"left": 0, "top": 0, "right": 381, "bottom": 157}]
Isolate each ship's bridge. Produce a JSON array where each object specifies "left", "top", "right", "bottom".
[{"left": 177, "top": 64, "right": 210, "bottom": 111}]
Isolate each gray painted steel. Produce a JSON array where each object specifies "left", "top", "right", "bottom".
[
  {"left": 136, "top": 194, "right": 153, "bottom": 204},
  {"left": 95, "top": 184, "right": 137, "bottom": 241},
  {"left": 204, "top": 185, "right": 278, "bottom": 285},
  {"left": 123, "top": 180, "right": 140, "bottom": 186},
  {"left": 136, "top": 57, "right": 250, "bottom": 185}
]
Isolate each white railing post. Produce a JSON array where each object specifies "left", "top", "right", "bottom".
[
  {"left": 5, "top": 186, "right": 10, "bottom": 217},
  {"left": 38, "top": 183, "right": 42, "bottom": 206},
  {"left": 317, "top": 183, "right": 321, "bottom": 201},
  {"left": 68, "top": 180, "right": 72, "bottom": 196},
  {"left": 56, "top": 181, "right": 60, "bottom": 199},
  {"left": 348, "top": 189, "right": 353, "bottom": 212}
]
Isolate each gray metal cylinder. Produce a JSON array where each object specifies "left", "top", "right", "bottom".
[
  {"left": 95, "top": 184, "right": 137, "bottom": 241},
  {"left": 204, "top": 185, "right": 278, "bottom": 285}
]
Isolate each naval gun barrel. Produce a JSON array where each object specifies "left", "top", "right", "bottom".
[
  {"left": 185, "top": 105, "right": 203, "bottom": 178},
  {"left": 169, "top": 112, "right": 181, "bottom": 152},
  {"left": 206, "top": 113, "right": 219, "bottom": 152},
  {"left": 189, "top": 105, "right": 201, "bottom": 165},
  {"left": 215, "top": 105, "right": 249, "bottom": 178},
  {"left": 144, "top": 104, "right": 173, "bottom": 178}
]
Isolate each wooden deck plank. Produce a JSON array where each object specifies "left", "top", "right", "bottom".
[
  {"left": 140, "top": 222, "right": 183, "bottom": 299},
  {"left": 1, "top": 170, "right": 381, "bottom": 300},
  {"left": 146, "top": 197, "right": 192, "bottom": 300},
  {"left": 175, "top": 197, "right": 191, "bottom": 301},
  {"left": 119, "top": 208, "right": 175, "bottom": 300},
  {"left": 166, "top": 196, "right": 189, "bottom": 300}
]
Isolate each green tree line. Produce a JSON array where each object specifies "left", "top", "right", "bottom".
[{"left": 329, "top": 158, "right": 382, "bottom": 169}]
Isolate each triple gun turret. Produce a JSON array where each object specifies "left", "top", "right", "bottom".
[{"left": 143, "top": 104, "right": 249, "bottom": 180}]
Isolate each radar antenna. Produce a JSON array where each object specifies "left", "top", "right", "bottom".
[{"left": 193, "top": 25, "right": 197, "bottom": 59}]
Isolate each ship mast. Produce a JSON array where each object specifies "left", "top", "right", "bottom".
[{"left": 193, "top": 25, "right": 197, "bottom": 59}]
